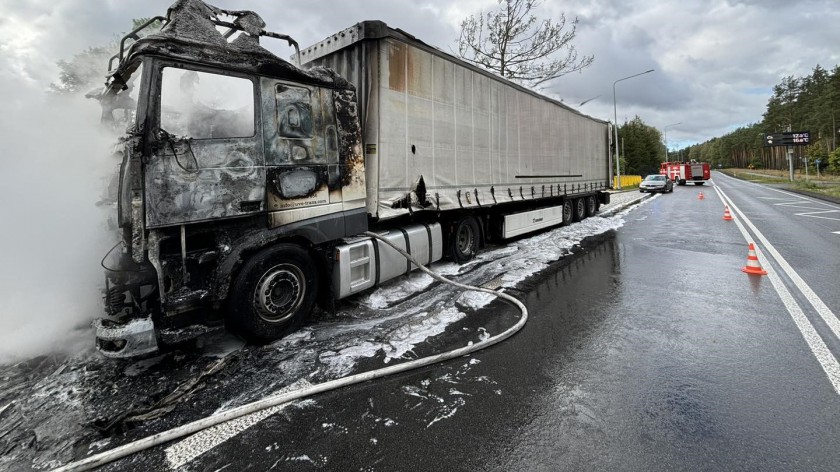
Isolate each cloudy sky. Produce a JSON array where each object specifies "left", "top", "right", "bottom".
[{"left": 2, "top": 0, "right": 839, "bottom": 149}]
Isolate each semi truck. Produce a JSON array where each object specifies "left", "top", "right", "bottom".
[{"left": 94, "top": 0, "right": 612, "bottom": 358}]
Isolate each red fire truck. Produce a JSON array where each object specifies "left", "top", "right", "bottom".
[{"left": 660, "top": 161, "right": 711, "bottom": 185}]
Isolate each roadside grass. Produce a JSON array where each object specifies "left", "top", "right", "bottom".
[{"left": 720, "top": 168, "right": 840, "bottom": 199}]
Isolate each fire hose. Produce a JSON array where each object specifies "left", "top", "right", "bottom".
[{"left": 54, "top": 231, "right": 528, "bottom": 471}]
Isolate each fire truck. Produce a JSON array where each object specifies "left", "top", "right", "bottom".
[{"left": 660, "top": 161, "right": 711, "bottom": 186}]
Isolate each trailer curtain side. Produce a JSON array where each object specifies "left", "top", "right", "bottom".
[{"left": 300, "top": 21, "right": 610, "bottom": 220}]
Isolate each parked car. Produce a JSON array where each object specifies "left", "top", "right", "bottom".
[{"left": 639, "top": 174, "right": 674, "bottom": 193}]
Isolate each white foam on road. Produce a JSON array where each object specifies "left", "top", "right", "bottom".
[
  {"left": 456, "top": 198, "right": 650, "bottom": 310},
  {"left": 162, "top": 193, "right": 653, "bottom": 470},
  {"left": 318, "top": 307, "right": 468, "bottom": 377}
]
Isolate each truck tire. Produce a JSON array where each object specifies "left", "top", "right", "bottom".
[
  {"left": 448, "top": 216, "right": 480, "bottom": 263},
  {"left": 573, "top": 198, "right": 586, "bottom": 222},
  {"left": 585, "top": 195, "right": 599, "bottom": 216},
  {"left": 228, "top": 244, "right": 317, "bottom": 343},
  {"left": 562, "top": 200, "right": 574, "bottom": 225},
  {"left": 694, "top": 182, "right": 704, "bottom": 186}
]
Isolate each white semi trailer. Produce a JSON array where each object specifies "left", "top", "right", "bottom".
[{"left": 94, "top": 0, "right": 612, "bottom": 357}]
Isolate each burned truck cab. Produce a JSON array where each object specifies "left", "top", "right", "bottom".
[{"left": 95, "top": 0, "right": 367, "bottom": 357}]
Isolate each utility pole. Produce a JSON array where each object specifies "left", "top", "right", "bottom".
[{"left": 613, "top": 69, "right": 654, "bottom": 189}]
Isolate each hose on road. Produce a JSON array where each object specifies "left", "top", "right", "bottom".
[{"left": 54, "top": 231, "right": 528, "bottom": 472}]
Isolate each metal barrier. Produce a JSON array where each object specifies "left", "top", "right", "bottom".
[{"left": 614, "top": 175, "right": 642, "bottom": 188}]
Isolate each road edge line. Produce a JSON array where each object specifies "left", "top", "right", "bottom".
[{"left": 714, "top": 185, "right": 840, "bottom": 395}]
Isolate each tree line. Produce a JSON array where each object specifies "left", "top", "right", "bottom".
[{"left": 674, "top": 64, "right": 840, "bottom": 174}]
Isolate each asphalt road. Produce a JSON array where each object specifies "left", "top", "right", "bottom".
[
  {"left": 129, "top": 178, "right": 840, "bottom": 471},
  {"left": 6, "top": 180, "right": 840, "bottom": 471}
]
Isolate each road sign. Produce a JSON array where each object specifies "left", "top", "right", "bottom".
[{"left": 763, "top": 131, "right": 810, "bottom": 147}]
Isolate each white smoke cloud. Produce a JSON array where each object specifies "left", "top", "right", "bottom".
[{"left": 0, "top": 82, "right": 118, "bottom": 363}]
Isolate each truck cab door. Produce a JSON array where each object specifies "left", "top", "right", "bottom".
[
  {"left": 144, "top": 65, "right": 265, "bottom": 228},
  {"left": 261, "top": 80, "right": 345, "bottom": 228}
]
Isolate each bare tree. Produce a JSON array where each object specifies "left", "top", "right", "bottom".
[{"left": 457, "top": 0, "right": 593, "bottom": 89}]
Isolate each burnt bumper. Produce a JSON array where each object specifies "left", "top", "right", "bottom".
[{"left": 95, "top": 317, "right": 159, "bottom": 358}]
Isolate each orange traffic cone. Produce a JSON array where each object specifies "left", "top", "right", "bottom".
[
  {"left": 698, "top": 192, "right": 704, "bottom": 200},
  {"left": 723, "top": 206, "right": 733, "bottom": 221},
  {"left": 741, "top": 243, "right": 767, "bottom": 275}
]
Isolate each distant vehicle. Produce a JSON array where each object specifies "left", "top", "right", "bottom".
[
  {"left": 639, "top": 174, "right": 674, "bottom": 193},
  {"left": 660, "top": 161, "right": 710, "bottom": 185}
]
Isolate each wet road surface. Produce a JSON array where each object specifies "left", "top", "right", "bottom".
[
  {"left": 5, "top": 183, "right": 840, "bottom": 470},
  {"left": 145, "top": 182, "right": 840, "bottom": 471}
]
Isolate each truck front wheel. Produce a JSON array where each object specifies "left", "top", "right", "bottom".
[
  {"left": 228, "top": 244, "right": 317, "bottom": 343},
  {"left": 448, "top": 216, "right": 480, "bottom": 263}
]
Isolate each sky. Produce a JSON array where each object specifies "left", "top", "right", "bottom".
[
  {"left": 2, "top": 0, "right": 839, "bottom": 149},
  {"left": 0, "top": 0, "right": 838, "bottom": 360}
]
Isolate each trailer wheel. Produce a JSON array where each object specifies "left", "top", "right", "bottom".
[
  {"left": 228, "top": 244, "right": 317, "bottom": 343},
  {"left": 573, "top": 198, "right": 587, "bottom": 222},
  {"left": 562, "top": 200, "right": 574, "bottom": 225},
  {"left": 585, "top": 195, "right": 599, "bottom": 217},
  {"left": 448, "top": 216, "right": 480, "bottom": 263}
]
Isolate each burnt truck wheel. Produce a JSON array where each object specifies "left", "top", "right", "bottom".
[
  {"left": 228, "top": 244, "right": 317, "bottom": 343},
  {"left": 585, "top": 195, "right": 599, "bottom": 216},
  {"left": 448, "top": 216, "right": 480, "bottom": 263},
  {"left": 573, "top": 198, "right": 587, "bottom": 222}
]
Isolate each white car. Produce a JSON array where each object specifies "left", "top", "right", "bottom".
[{"left": 639, "top": 174, "right": 674, "bottom": 193}]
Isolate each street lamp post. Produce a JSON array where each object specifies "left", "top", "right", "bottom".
[
  {"left": 663, "top": 122, "right": 682, "bottom": 162},
  {"left": 613, "top": 69, "right": 654, "bottom": 189}
]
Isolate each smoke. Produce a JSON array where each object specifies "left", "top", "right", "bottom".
[{"left": 0, "top": 83, "right": 119, "bottom": 364}]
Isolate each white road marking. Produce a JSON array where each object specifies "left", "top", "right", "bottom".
[
  {"left": 763, "top": 263, "right": 840, "bottom": 395},
  {"left": 761, "top": 186, "right": 840, "bottom": 210},
  {"left": 730, "top": 178, "right": 840, "bottom": 224},
  {"left": 791, "top": 210, "right": 840, "bottom": 222},
  {"left": 164, "top": 379, "right": 312, "bottom": 470},
  {"left": 714, "top": 185, "right": 840, "bottom": 394}
]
